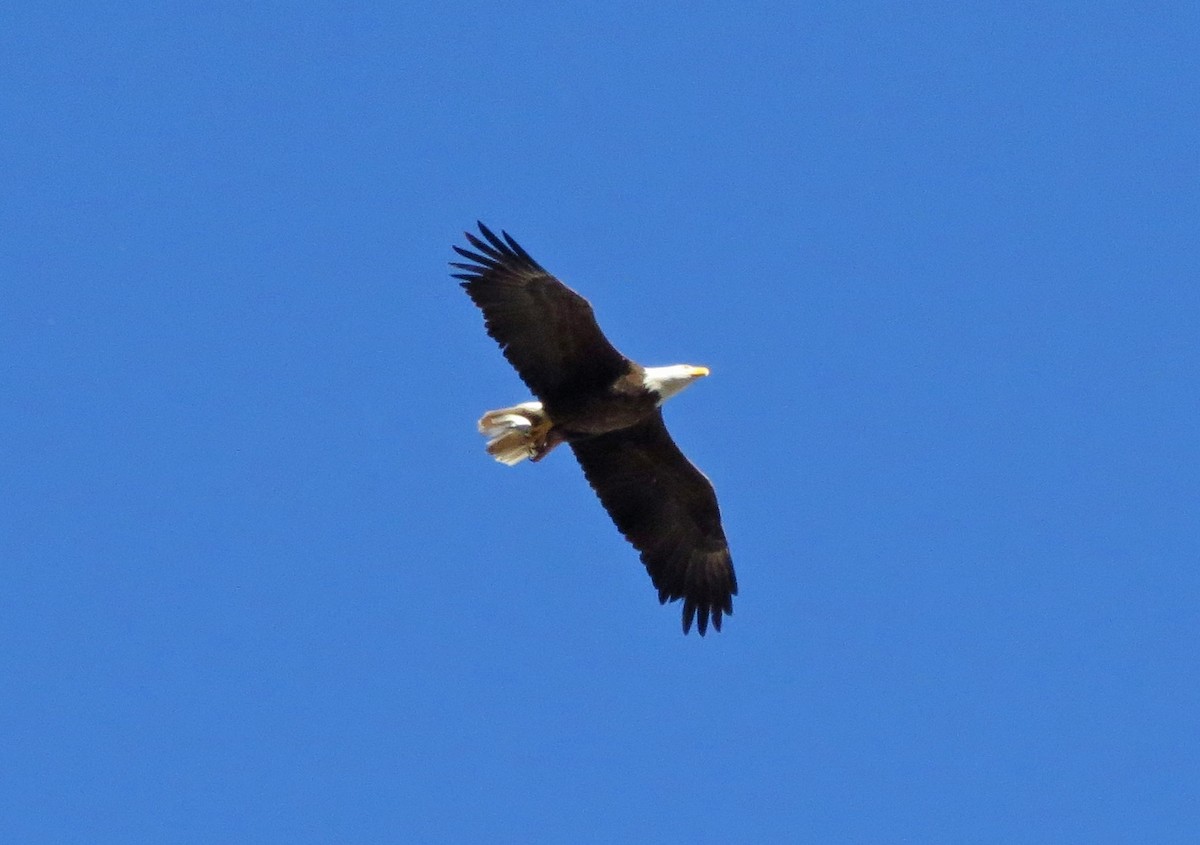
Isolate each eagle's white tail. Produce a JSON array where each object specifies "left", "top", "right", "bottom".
[{"left": 477, "top": 401, "right": 549, "bottom": 466}]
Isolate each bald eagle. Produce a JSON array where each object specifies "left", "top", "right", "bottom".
[{"left": 452, "top": 223, "right": 737, "bottom": 635}]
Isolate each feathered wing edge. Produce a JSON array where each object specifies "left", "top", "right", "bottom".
[
  {"left": 450, "top": 221, "right": 545, "bottom": 281},
  {"left": 569, "top": 412, "right": 737, "bottom": 635}
]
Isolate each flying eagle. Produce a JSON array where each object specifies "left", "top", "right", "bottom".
[{"left": 452, "top": 223, "right": 737, "bottom": 634}]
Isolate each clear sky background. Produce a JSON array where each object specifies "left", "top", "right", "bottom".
[{"left": 4, "top": 3, "right": 1197, "bottom": 842}]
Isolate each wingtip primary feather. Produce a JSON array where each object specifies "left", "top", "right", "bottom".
[
  {"left": 469, "top": 222, "right": 541, "bottom": 269},
  {"left": 678, "top": 584, "right": 732, "bottom": 636},
  {"left": 461, "top": 231, "right": 497, "bottom": 259},
  {"left": 477, "top": 222, "right": 508, "bottom": 253},
  {"left": 502, "top": 229, "right": 535, "bottom": 262},
  {"left": 452, "top": 245, "right": 499, "bottom": 270}
]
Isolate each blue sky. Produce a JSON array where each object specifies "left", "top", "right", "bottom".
[{"left": 3, "top": 2, "right": 1197, "bottom": 842}]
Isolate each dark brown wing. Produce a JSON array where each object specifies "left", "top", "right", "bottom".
[
  {"left": 570, "top": 411, "right": 737, "bottom": 635},
  {"left": 452, "top": 223, "right": 631, "bottom": 406}
]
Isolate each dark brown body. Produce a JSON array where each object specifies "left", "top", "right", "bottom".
[
  {"left": 527, "top": 368, "right": 657, "bottom": 461},
  {"left": 549, "top": 368, "right": 656, "bottom": 437}
]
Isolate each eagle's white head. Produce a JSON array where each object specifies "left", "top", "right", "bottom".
[{"left": 642, "top": 364, "right": 710, "bottom": 404}]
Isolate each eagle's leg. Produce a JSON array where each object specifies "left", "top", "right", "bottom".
[{"left": 529, "top": 428, "right": 565, "bottom": 462}]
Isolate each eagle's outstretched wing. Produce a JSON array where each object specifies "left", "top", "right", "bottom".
[
  {"left": 452, "top": 223, "right": 631, "bottom": 408},
  {"left": 570, "top": 411, "right": 737, "bottom": 635}
]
